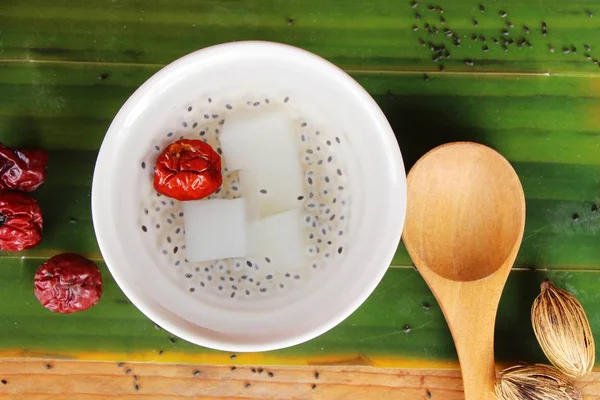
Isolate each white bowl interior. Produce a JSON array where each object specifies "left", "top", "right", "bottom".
[{"left": 92, "top": 41, "right": 406, "bottom": 352}]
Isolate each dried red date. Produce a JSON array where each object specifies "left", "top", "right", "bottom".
[
  {"left": 0, "top": 192, "right": 43, "bottom": 252},
  {"left": 34, "top": 253, "right": 103, "bottom": 314},
  {"left": 153, "top": 139, "right": 222, "bottom": 201},
  {"left": 0, "top": 144, "right": 48, "bottom": 192}
]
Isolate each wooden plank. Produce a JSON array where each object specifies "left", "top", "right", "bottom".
[
  {"left": 2, "top": 0, "right": 600, "bottom": 75},
  {"left": 0, "top": 359, "right": 598, "bottom": 399}
]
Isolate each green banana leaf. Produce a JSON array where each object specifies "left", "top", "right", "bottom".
[{"left": 0, "top": 0, "right": 599, "bottom": 366}]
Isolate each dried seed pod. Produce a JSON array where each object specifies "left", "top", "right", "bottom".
[
  {"left": 495, "top": 364, "right": 582, "bottom": 400},
  {"left": 531, "top": 280, "right": 595, "bottom": 378}
]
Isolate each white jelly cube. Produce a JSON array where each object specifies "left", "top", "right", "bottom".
[
  {"left": 220, "top": 109, "right": 304, "bottom": 217},
  {"left": 250, "top": 208, "right": 307, "bottom": 269},
  {"left": 183, "top": 198, "right": 248, "bottom": 262}
]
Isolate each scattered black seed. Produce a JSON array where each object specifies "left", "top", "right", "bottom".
[
  {"left": 523, "top": 25, "right": 530, "bottom": 34},
  {"left": 246, "top": 261, "right": 252, "bottom": 267},
  {"left": 482, "top": 45, "right": 489, "bottom": 52},
  {"left": 134, "top": 384, "right": 139, "bottom": 392},
  {"left": 585, "top": 44, "right": 592, "bottom": 52},
  {"left": 45, "top": 364, "right": 53, "bottom": 370},
  {"left": 268, "top": 372, "right": 274, "bottom": 377},
  {"left": 189, "top": 287, "right": 195, "bottom": 293},
  {"left": 472, "top": 18, "right": 478, "bottom": 27},
  {"left": 118, "top": 362, "right": 126, "bottom": 368},
  {"left": 169, "top": 336, "right": 176, "bottom": 344},
  {"left": 479, "top": 35, "right": 486, "bottom": 42},
  {"left": 586, "top": 54, "right": 592, "bottom": 60},
  {"left": 427, "top": 5, "right": 435, "bottom": 11},
  {"left": 506, "top": 21, "right": 514, "bottom": 28},
  {"left": 549, "top": 45, "right": 555, "bottom": 53},
  {"left": 259, "top": 189, "right": 267, "bottom": 194},
  {"left": 499, "top": 11, "right": 507, "bottom": 17},
  {"left": 594, "top": 59, "right": 599, "bottom": 65},
  {"left": 155, "top": 145, "right": 160, "bottom": 151},
  {"left": 312, "top": 384, "right": 317, "bottom": 390},
  {"left": 245, "top": 383, "right": 251, "bottom": 389},
  {"left": 427, "top": 389, "right": 432, "bottom": 398},
  {"left": 472, "top": 33, "right": 478, "bottom": 42},
  {"left": 572, "top": 213, "right": 580, "bottom": 221},
  {"left": 158, "top": 350, "right": 164, "bottom": 356},
  {"left": 587, "top": 10, "right": 593, "bottom": 18},
  {"left": 440, "top": 17, "right": 445, "bottom": 24},
  {"left": 423, "top": 73, "right": 429, "bottom": 82},
  {"left": 404, "top": 324, "right": 412, "bottom": 333},
  {"left": 526, "top": 41, "right": 532, "bottom": 49},
  {"left": 125, "top": 368, "right": 132, "bottom": 375},
  {"left": 501, "top": 29, "right": 509, "bottom": 36},
  {"left": 193, "top": 370, "right": 201, "bottom": 377},
  {"left": 592, "top": 203, "right": 599, "bottom": 212},
  {"left": 563, "top": 47, "right": 570, "bottom": 54},
  {"left": 173, "top": 246, "right": 178, "bottom": 254},
  {"left": 572, "top": 46, "right": 577, "bottom": 54},
  {"left": 284, "top": 96, "right": 289, "bottom": 103},
  {"left": 465, "top": 59, "right": 474, "bottom": 66},
  {"left": 479, "top": 4, "right": 484, "bottom": 12},
  {"left": 439, "top": 64, "right": 445, "bottom": 72},
  {"left": 182, "top": 122, "right": 188, "bottom": 128},
  {"left": 443, "top": 29, "right": 453, "bottom": 37},
  {"left": 415, "top": 12, "right": 421, "bottom": 20},
  {"left": 133, "top": 375, "right": 138, "bottom": 382},
  {"left": 492, "top": 37, "right": 500, "bottom": 44},
  {"left": 423, "top": 302, "right": 431, "bottom": 310},
  {"left": 518, "top": 39, "right": 525, "bottom": 49},
  {"left": 314, "top": 372, "right": 320, "bottom": 379},
  {"left": 411, "top": 0, "right": 418, "bottom": 8},
  {"left": 231, "top": 366, "right": 237, "bottom": 371}
]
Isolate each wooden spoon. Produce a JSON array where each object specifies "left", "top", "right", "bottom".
[{"left": 402, "top": 142, "right": 525, "bottom": 400}]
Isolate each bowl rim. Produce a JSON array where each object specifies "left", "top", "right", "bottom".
[{"left": 91, "top": 40, "right": 406, "bottom": 352}]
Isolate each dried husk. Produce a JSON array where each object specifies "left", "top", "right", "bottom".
[
  {"left": 495, "top": 364, "right": 582, "bottom": 400},
  {"left": 531, "top": 280, "right": 595, "bottom": 378}
]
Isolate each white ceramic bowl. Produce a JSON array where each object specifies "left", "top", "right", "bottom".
[{"left": 92, "top": 41, "right": 406, "bottom": 352}]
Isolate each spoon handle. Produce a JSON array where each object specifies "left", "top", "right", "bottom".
[
  {"left": 450, "top": 296, "right": 497, "bottom": 400},
  {"left": 430, "top": 277, "right": 505, "bottom": 400}
]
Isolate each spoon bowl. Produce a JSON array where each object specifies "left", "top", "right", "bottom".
[{"left": 403, "top": 142, "right": 525, "bottom": 400}]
